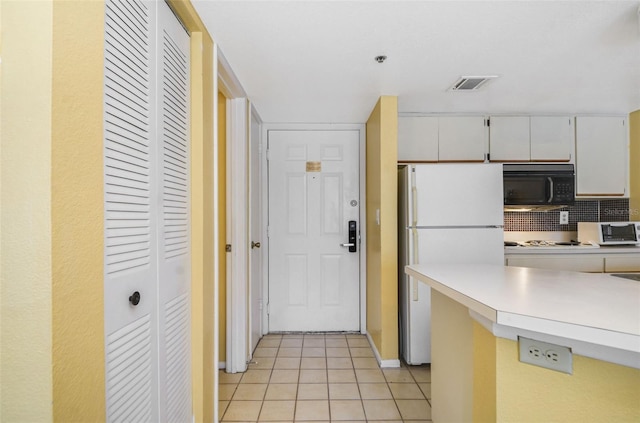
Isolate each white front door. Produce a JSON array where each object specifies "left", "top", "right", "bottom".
[{"left": 268, "top": 130, "right": 360, "bottom": 332}]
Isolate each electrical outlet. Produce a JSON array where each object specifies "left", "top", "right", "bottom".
[
  {"left": 559, "top": 211, "right": 569, "bottom": 225},
  {"left": 518, "top": 336, "right": 573, "bottom": 374}
]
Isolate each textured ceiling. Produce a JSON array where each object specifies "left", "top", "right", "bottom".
[{"left": 193, "top": 0, "right": 640, "bottom": 123}]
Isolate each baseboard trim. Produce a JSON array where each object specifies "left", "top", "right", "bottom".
[
  {"left": 365, "top": 332, "right": 401, "bottom": 368},
  {"left": 218, "top": 362, "right": 226, "bottom": 370}
]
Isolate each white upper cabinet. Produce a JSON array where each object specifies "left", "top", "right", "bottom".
[
  {"left": 575, "top": 116, "right": 628, "bottom": 197},
  {"left": 488, "top": 116, "right": 573, "bottom": 162},
  {"left": 438, "top": 116, "right": 487, "bottom": 162},
  {"left": 398, "top": 116, "right": 438, "bottom": 162},
  {"left": 489, "top": 116, "right": 530, "bottom": 161},
  {"left": 530, "top": 116, "right": 573, "bottom": 161},
  {"left": 397, "top": 115, "right": 486, "bottom": 162}
]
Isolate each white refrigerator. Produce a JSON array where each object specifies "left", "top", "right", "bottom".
[{"left": 398, "top": 163, "right": 504, "bottom": 364}]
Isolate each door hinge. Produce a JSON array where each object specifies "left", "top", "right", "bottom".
[
  {"left": 266, "top": 149, "right": 270, "bottom": 161},
  {"left": 266, "top": 302, "right": 270, "bottom": 315},
  {"left": 485, "top": 118, "right": 490, "bottom": 127},
  {"left": 266, "top": 226, "right": 269, "bottom": 237},
  {"left": 225, "top": 244, "right": 232, "bottom": 252}
]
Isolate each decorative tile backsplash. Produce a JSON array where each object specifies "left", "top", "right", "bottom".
[{"left": 504, "top": 199, "right": 630, "bottom": 232}]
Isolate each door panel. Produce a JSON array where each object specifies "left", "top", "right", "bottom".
[
  {"left": 104, "top": 0, "right": 158, "bottom": 420},
  {"left": 412, "top": 164, "right": 503, "bottom": 227},
  {"left": 249, "top": 111, "right": 262, "bottom": 353},
  {"left": 268, "top": 130, "right": 360, "bottom": 332},
  {"left": 416, "top": 227, "right": 505, "bottom": 266},
  {"left": 104, "top": 1, "right": 190, "bottom": 421},
  {"left": 156, "top": 1, "right": 191, "bottom": 421}
]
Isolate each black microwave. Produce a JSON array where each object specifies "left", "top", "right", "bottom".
[{"left": 503, "top": 164, "right": 575, "bottom": 211}]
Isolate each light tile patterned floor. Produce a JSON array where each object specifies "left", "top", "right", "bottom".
[{"left": 219, "top": 333, "right": 432, "bottom": 422}]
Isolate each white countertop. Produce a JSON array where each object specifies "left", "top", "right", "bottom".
[{"left": 406, "top": 264, "right": 640, "bottom": 367}]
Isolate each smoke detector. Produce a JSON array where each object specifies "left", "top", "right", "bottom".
[{"left": 448, "top": 75, "right": 498, "bottom": 91}]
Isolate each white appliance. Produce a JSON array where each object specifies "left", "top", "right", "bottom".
[
  {"left": 578, "top": 222, "right": 640, "bottom": 246},
  {"left": 398, "top": 164, "right": 505, "bottom": 364}
]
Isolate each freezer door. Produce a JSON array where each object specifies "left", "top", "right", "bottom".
[
  {"left": 411, "top": 164, "right": 503, "bottom": 227},
  {"left": 416, "top": 227, "right": 505, "bottom": 265}
]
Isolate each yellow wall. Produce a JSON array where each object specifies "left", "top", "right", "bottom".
[
  {"left": 0, "top": 1, "right": 54, "bottom": 420},
  {"left": 51, "top": 1, "right": 106, "bottom": 420},
  {"left": 218, "top": 91, "right": 227, "bottom": 363},
  {"left": 1, "top": 0, "right": 217, "bottom": 421},
  {"left": 630, "top": 110, "right": 640, "bottom": 222},
  {"left": 473, "top": 322, "right": 497, "bottom": 423},
  {"left": 474, "top": 322, "right": 640, "bottom": 422},
  {"left": 365, "top": 96, "right": 398, "bottom": 361},
  {"left": 431, "top": 290, "right": 474, "bottom": 422}
]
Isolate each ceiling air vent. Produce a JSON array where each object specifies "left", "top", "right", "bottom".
[{"left": 449, "top": 75, "right": 498, "bottom": 91}]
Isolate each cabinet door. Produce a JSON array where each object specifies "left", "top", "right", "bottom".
[
  {"left": 576, "top": 116, "right": 627, "bottom": 197},
  {"left": 604, "top": 256, "right": 640, "bottom": 272},
  {"left": 507, "top": 256, "right": 604, "bottom": 272},
  {"left": 438, "top": 116, "right": 487, "bottom": 161},
  {"left": 489, "top": 116, "right": 530, "bottom": 161},
  {"left": 398, "top": 116, "right": 438, "bottom": 162},
  {"left": 530, "top": 116, "right": 573, "bottom": 161}
]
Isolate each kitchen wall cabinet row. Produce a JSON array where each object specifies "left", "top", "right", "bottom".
[
  {"left": 505, "top": 252, "right": 640, "bottom": 273},
  {"left": 398, "top": 115, "right": 628, "bottom": 197}
]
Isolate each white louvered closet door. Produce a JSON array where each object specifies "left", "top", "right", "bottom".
[
  {"left": 156, "top": 1, "right": 191, "bottom": 421},
  {"left": 103, "top": 1, "right": 190, "bottom": 422},
  {"left": 104, "top": 0, "right": 159, "bottom": 421}
]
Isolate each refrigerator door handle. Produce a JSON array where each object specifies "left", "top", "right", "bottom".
[
  {"left": 411, "top": 167, "right": 418, "bottom": 227},
  {"left": 411, "top": 228, "right": 419, "bottom": 301}
]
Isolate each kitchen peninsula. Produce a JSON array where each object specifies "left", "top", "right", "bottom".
[{"left": 405, "top": 264, "right": 640, "bottom": 423}]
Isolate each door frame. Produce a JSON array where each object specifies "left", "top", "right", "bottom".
[
  {"left": 261, "top": 123, "right": 367, "bottom": 334},
  {"left": 226, "top": 98, "right": 248, "bottom": 373},
  {"left": 248, "top": 104, "right": 264, "bottom": 353},
  {"left": 218, "top": 50, "right": 251, "bottom": 374}
]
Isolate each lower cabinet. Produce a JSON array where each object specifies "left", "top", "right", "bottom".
[
  {"left": 507, "top": 256, "right": 604, "bottom": 273},
  {"left": 507, "top": 253, "right": 640, "bottom": 273},
  {"left": 604, "top": 256, "right": 640, "bottom": 272}
]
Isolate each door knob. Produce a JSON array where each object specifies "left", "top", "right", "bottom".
[
  {"left": 251, "top": 241, "right": 261, "bottom": 249},
  {"left": 129, "top": 291, "right": 141, "bottom": 306}
]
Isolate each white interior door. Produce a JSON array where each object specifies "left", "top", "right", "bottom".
[
  {"left": 156, "top": 2, "right": 191, "bottom": 421},
  {"left": 268, "top": 130, "right": 360, "bottom": 332},
  {"left": 104, "top": 0, "right": 159, "bottom": 420},
  {"left": 104, "top": 1, "right": 190, "bottom": 421},
  {"left": 249, "top": 109, "right": 262, "bottom": 351}
]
